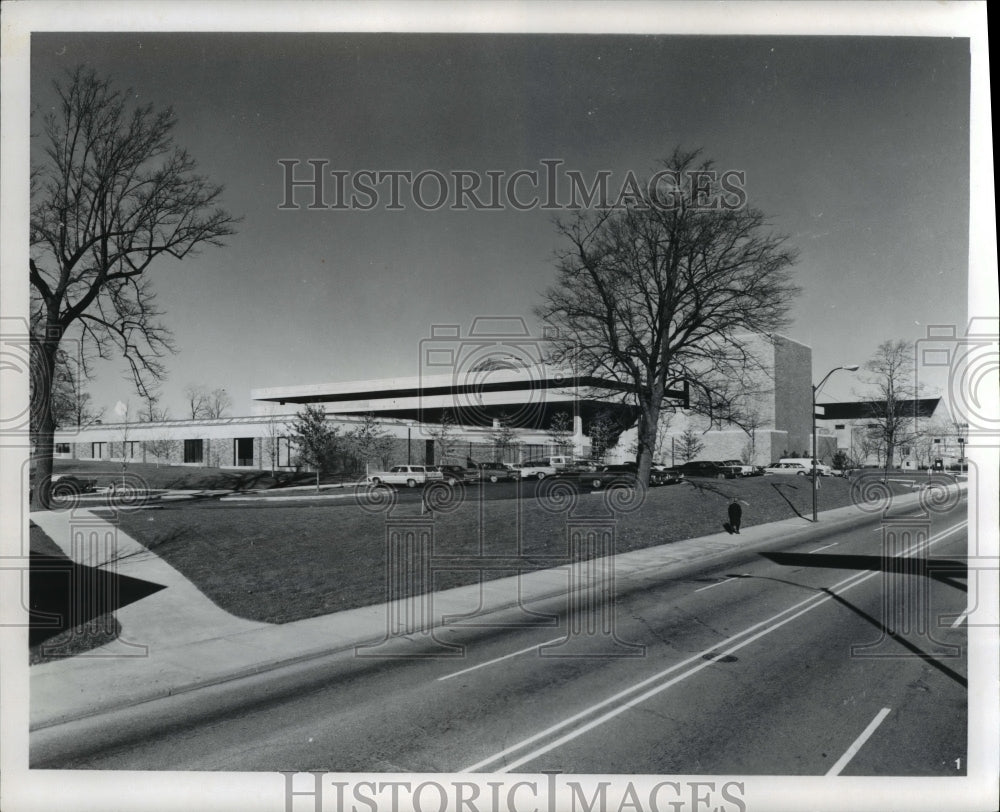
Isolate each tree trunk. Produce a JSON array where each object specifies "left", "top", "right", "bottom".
[
  {"left": 635, "top": 399, "right": 661, "bottom": 488},
  {"left": 31, "top": 335, "right": 61, "bottom": 510}
]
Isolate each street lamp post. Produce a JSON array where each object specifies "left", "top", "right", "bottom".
[{"left": 812, "top": 364, "right": 860, "bottom": 522}]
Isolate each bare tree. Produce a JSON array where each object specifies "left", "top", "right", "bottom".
[
  {"left": 536, "top": 149, "right": 799, "bottom": 486},
  {"left": 183, "top": 385, "right": 230, "bottom": 419},
  {"left": 261, "top": 406, "right": 285, "bottom": 476},
  {"left": 859, "top": 340, "right": 922, "bottom": 475},
  {"left": 911, "top": 416, "right": 952, "bottom": 470},
  {"left": 205, "top": 388, "right": 232, "bottom": 419},
  {"left": 183, "top": 384, "right": 210, "bottom": 419},
  {"left": 30, "top": 66, "right": 237, "bottom": 507},
  {"left": 138, "top": 391, "right": 170, "bottom": 423},
  {"left": 113, "top": 400, "right": 132, "bottom": 488},
  {"left": 143, "top": 435, "right": 178, "bottom": 467},
  {"left": 849, "top": 425, "right": 877, "bottom": 468},
  {"left": 731, "top": 398, "right": 769, "bottom": 466},
  {"left": 44, "top": 345, "right": 104, "bottom": 430}
]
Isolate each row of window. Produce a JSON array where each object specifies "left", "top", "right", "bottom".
[
  {"left": 89, "top": 441, "right": 140, "bottom": 459},
  {"left": 81, "top": 437, "right": 296, "bottom": 467}
]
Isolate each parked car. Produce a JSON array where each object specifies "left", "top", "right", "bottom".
[
  {"left": 546, "top": 455, "right": 583, "bottom": 470},
  {"left": 431, "top": 465, "right": 469, "bottom": 485},
  {"left": 580, "top": 462, "right": 675, "bottom": 488},
  {"left": 649, "top": 462, "right": 685, "bottom": 485},
  {"left": 585, "top": 461, "right": 683, "bottom": 487},
  {"left": 511, "top": 458, "right": 559, "bottom": 480},
  {"left": 778, "top": 457, "right": 832, "bottom": 476},
  {"left": 721, "top": 459, "right": 760, "bottom": 477},
  {"left": 585, "top": 464, "right": 638, "bottom": 489},
  {"left": 368, "top": 465, "right": 444, "bottom": 488},
  {"left": 665, "top": 460, "right": 741, "bottom": 479},
  {"left": 764, "top": 461, "right": 815, "bottom": 476},
  {"left": 466, "top": 461, "right": 520, "bottom": 483},
  {"left": 32, "top": 473, "right": 98, "bottom": 502}
]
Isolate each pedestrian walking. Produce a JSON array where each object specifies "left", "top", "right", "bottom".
[{"left": 728, "top": 498, "right": 743, "bottom": 534}]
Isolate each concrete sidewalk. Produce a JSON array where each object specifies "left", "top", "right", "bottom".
[{"left": 29, "top": 487, "right": 948, "bottom": 730}]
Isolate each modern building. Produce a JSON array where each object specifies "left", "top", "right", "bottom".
[{"left": 52, "top": 331, "right": 824, "bottom": 471}]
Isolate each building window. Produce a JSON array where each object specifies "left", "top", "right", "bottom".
[
  {"left": 834, "top": 424, "right": 845, "bottom": 430},
  {"left": 91, "top": 442, "right": 106, "bottom": 459},
  {"left": 277, "top": 436, "right": 293, "bottom": 467},
  {"left": 234, "top": 437, "right": 254, "bottom": 467},
  {"left": 124, "top": 441, "right": 140, "bottom": 459},
  {"left": 55, "top": 443, "right": 71, "bottom": 454},
  {"left": 184, "top": 439, "right": 203, "bottom": 464}
]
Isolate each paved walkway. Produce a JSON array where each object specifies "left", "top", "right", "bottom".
[{"left": 29, "top": 486, "right": 945, "bottom": 730}]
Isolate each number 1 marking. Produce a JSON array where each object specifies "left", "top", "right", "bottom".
[{"left": 955, "top": 757, "right": 962, "bottom": 770}]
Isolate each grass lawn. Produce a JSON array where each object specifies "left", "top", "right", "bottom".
[
  {"left": 47, "top": 458, "right": 355, "bottom": 493},
  {"left": 114, "top": 474, "right": 922, "bottom": 624}
]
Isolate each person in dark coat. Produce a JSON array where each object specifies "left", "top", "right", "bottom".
[{"left": 728, "top": 498, "right": 743, "bottom": 534}]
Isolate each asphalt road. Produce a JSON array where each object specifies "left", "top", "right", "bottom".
[{"left": 33, "top": 499, "right": 969, "bottom": 774}]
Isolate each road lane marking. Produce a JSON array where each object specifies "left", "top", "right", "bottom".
[
  {"left": 694, "top": 577, "right": 736, "bottom": 592},
  {"left": 826, "top": 707, "right": 892, "bottom": 776},
  {"left": 950, "top": 608, "right": 970, "bottom": 629},
  {"left": 438, "top": 637, "right": 565, "bottom": 681},
  {"left": 462, "top": 519, "right": 967, "bottom": 773},
  {"left": 810, "top": 542, "right": 839, "bottom": 553}
]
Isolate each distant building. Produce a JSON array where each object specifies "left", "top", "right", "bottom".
[{"left": 814, "top": 397, "right": 964, "bottom": 469}]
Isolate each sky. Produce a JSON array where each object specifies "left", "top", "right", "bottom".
[{"left": 27, "top": 30, "right": 972, "bottom": 418}]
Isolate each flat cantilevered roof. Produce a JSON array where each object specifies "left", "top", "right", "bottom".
[
  {"left": 252, "top": 367, "right": 634, "bottom": 404},
  {"left": 251, "top": 366, "right": 688, "bottom": 426}
]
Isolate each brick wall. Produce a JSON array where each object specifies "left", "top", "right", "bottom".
[{"left": 772, "top": 335, "right": 813, "bottom": 455}]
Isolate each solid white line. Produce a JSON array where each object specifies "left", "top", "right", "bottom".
[
  {"left": 694, "top": 577, "right": 736, "bottom": 593},
  {"left": 438, "top": 638, "right": 565, "bottom": 681},
  {"left": 825, "top": 707, "right": 892, "bottom": 776},
  {"left": 462, "top": 519, "right": 967, "bottom": 773},
  {"left": 950, "top": 608, "right": 970, "bottom": 629},
  {"left": 810, "top": 542, "right": 839, "bottom": 553}
]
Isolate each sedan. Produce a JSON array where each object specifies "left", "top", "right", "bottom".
[
  {"left": 431, "top": 465, "right": 469, "bottom": 485},
  {"left": 583, "top": 462, "right": 683, "bottom": 488},
  {"left": 763, "top": 462, "right": 815, "bottom": 476},
  {"left": 467, "top": 461, "right": 519, "bottom": 483},
  {"left": 721, "top": 459, "right": 760, "bottom": 477},
  {"left": 665, "top": 460, "right": 740, "bottom": 479}
]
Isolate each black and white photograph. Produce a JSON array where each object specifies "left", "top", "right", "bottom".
[{"left": 1, "top": 2, "right": 996, "bottom": 811}]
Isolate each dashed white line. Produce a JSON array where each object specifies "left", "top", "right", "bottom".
[
  {"left": 825, "top": 707, "right": 892, "bottom": 776},
  {"left": 810, "top": 542, "right": 839, "bottom": 553},
  {"left": 462, "top": 519, "right": 967, "bottom": 773},
  {"left": 694, "top": 577, "right": 737, "bottom": 593},
  {"left": 438, "top": 637, "right": 565, "bottom": 681},
  {"left": 950, "top": 608, "right": 970, "bottom": 629}
]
